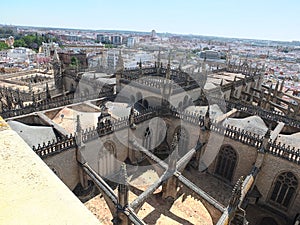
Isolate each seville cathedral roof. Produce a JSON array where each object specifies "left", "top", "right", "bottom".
[
  {"left": 82, "top": 72, "right": 116, "bottom": 85},
  {"left": 277, "top": 132, "right": 300, "bottom": 148},
  {"left": 7, "top": 120, "right": 57, "bottom": 147},
  {"left": 105, "top": 101, "right": 131, "bottom": 119},
  {"left": 204, "top": 82, "right": 217, "bottom": 90},
  {"left": 85, "top": 167, "right": 213, "bottom": 225},
  {"left": 223, "top": 115, "right": 268, "bottom": 136},
  {"left": 52, "top": 107, "right": 101, "bottom": 133},
  {"left": 185, "top": 104, "right": 224, "bottom": 119}
]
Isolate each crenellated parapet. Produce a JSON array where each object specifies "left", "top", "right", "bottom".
[
  {"left": 209, "top": 97, "right": 300, "bottom": 129},
  {"left": 211, "top": 123, "right": 263, "bottom": 148},
  {"left": 226, "top": 60, "right": 264, "bottom": 76},
  {"left": 32, "top": 134, "right": 76, "bottom": 158},
  {"left": 31, "top": 104, "right": 300, "bottom": 165},
  {"left": 0, "top": 89, "right": 113, "bottom": 119},
  {"left": 267, "top": 141, "right": 300, "bottom": 164}
]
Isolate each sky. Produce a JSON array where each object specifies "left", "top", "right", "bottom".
[{"left": 1, "top": 0, "right": 299, "bottom": 41}]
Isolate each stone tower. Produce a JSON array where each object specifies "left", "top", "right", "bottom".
[{"left": 52, "top": 49, "right": 63, "bottom": 90}]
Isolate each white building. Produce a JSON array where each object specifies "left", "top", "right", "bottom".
[
  {"left": 7, "top": 47, "right": 36, "bottom": 61},
  {"left": 127, "top": 37, "right": 138, "bottom": 48},
  {"left": 39, "top": 42, "right": 59, "bottom": 57}
]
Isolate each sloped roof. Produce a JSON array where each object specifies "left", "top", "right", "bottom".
[
  {"left": 277, "top": 132, "right": 300, "bottom": 149},
  {"left": 223, "top": 115, "right": 268, "bottom": 136},
  {"left": 52, "top": 107, "right": 101, "bottom": 133},
  {"left": 185, "top": 104, "right": 224, "bottom": 119},
  {"left": 7, "top": 120, "right": 57, "bottom": 147}
]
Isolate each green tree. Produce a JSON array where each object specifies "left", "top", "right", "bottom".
[
  {"left": 0, "top": 42, "right": 10, "bottom": 51},
  {"left": 14, "top": 39, "right": 27, "bottom": 47}
]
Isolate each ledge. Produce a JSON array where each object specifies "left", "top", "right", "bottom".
[{"left": 0, "top": 119, "right": 101, "bottom": 225}]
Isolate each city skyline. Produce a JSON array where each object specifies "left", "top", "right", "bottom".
[{"left": 1, "top": 0, "right": 300, "bottom": 42}]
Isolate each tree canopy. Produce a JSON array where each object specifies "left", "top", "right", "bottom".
[
  {"left": 13, "top": 33, "right": 60, "bottom": 51},
  {"left": 0, "top": 42, "right": 10, "bottom": 51}
]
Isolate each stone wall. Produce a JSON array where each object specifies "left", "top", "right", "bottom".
[
  {"left": 43, "top": 147, "right": 79, "bottom": 191},
  {"left": 255, "top": 154, "right": 300, "bottom": 221},
  {"left": 206, "top": 136, "right": 258, "bottom": 185}
]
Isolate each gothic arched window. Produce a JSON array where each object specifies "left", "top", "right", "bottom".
[
  {"left": 269, "top": 172, "right": 298, "bottom": 209},
  {"left": 143, "top": 127, "right": 152, "bottom": 150},
  {"left": 215, "top": 145, "right": 237, "bottom": 182}
]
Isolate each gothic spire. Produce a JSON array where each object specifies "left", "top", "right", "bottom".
[
  {"left": 46, "top": 82, "right": 51, "bottom": 99},
  {"left": 157, "top": 48, "right": 161, "bottom": 65},
  {"left": 280, "top": 79, "right": 285, "bottom": 92},
  {"left": 118, "top": 163, "right": 129, "bottom": 209},
  {"left": 129, "top": 106, "right": 136, "bottom": 129},
  {"left": 169, "top": 135, "right": 178, "bottom": 171},
  {"left": 166, "top": 52, "right": 171, "bottom": 80},
  {"left": 202, "top": 57, "right": 206, "bottom": 74},
  {"left": 116, "top": 50, "right": 124, "bottom": 72},
  {"left": 204, "top": 105, "right": 211, "bottom": 130},
  {"left": 76, "top": 114, "right": 82, "bottom": 146}
]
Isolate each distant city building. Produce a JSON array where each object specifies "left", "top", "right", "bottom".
[
  {"left": 111, "top": 35, "right": 122, "bottom": 45},
  {"left": 96, "top": 34, "right": 112, "bottom": 44},
  {"left": 7, "top": 47, "right": 36, "bottom": 61},
  {"left": 106, "top": 50, "right": 119, "bottom": 71},
  {"left": 0, "top": 50, "right": 8, "bottom": 58},
  {"left": 59, "top": 34, "right": 81, "bottom": 42},
  {"left": 151, "top": 29, "right": 157, "bottom": 38},
  {"left": 39, "top": 42, "right": 59, "bottom": 57},
  {"left": 127, "top": 37, "right": 137, "bottom": 48},
  {"left": 198, "top": 50, "right": 221, "bottom": 60}
]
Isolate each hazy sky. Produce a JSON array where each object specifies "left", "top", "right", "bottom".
[{"left": 1, "top": 0, "right": 299, "bottom": 41}]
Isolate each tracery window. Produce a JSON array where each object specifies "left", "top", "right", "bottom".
[
  {"left": 215, "top": 145, "right": 237, "bottom": 182},
  {"left": 143, "top": 127, "right": 152, "bottom": 150},
  {"left": 269, "top": 172, "right": 298, "bottom": 209}
]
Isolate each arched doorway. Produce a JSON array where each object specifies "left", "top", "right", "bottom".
[{"left": 214, "top": 145, "right": 237, "bottom": 182}]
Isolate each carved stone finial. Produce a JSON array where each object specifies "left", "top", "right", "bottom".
[
  {"left": 118, "top": 163, "right": 129, "bottom": 209},
  {"left": 76, "top": 115, "right": 81, "bottom": 134},
  {"left": 166, "top": 51, "right": 171, "bottom": 80},
  {"left": 76, "top": 114, "right": 82, "bottom": 146},
  {"left": 129, "top": 107, "right": 136, "bottom": 129},
  {"left": 204, "top": 105, "right": 211, "bottom": 130}
]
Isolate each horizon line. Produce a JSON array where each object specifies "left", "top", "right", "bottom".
[{"left": 1, "top": 23, "right": 299, "bottom": 44}]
